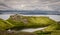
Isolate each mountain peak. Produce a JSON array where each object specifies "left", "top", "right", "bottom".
[{"left": 9, "top": 14, "right": 23, "bottom": 21}]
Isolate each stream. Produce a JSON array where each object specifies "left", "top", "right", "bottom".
[{"left": 8, "top": 27, "right": 47, "bottom": 33}]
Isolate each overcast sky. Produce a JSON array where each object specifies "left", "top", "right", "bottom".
[{"left": 0, "top": 0, "right": 60, "bottom": 11}]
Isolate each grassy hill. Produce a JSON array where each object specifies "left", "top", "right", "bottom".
[
  {"left": 0, "top": 14, "right": 60, "bottom": 35},
  {"left": 7, "top": 14, "right": 56, "bottom": 30},
  {"left": 34, "top": 22, "right": 60, "bottom": 35},
  {"left": 0, "top": 18, "right": 14, "bottom": 30}
]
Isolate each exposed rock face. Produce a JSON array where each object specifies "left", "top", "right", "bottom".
[
  {"left": 10, "top": 14, "right": 28, "bottom": 23},
  {"left": 10, "top": 14, "right": 22, "bottom": 21}
]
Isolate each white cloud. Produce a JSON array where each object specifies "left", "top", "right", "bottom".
[{"left": 0, "top": 0, "right": 60, "bottom": 11}]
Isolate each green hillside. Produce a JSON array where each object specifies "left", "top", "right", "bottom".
[
  {"left": 7, "top": 14, "right": 56, "bottom": 30},
  {"left": 34, "top": 22, "right": 60, "bottom": 35},
  {"left": 0, "top": 14, "right": 60, "bottom": 35},
  {"left": 0, "top": 19, "right": 14, "bottom": 30}
]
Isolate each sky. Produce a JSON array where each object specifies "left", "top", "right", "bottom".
[{"left": 0, "top": 0, "right": 60, "bottom": 11}]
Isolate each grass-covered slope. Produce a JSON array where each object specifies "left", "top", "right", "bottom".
[
  {"left": 7, "top": 14, "right": 26, "bottom": 30},
  {"left": 0, "top": 19, "right": 14, "bottom": 30},
  {"left": 51, "top": 30, "right": 60, "bottom": 35},
  {"left": 7, "top": 14, "right": 56, "bottom": 30},
  {"left": 25, "top": 16, "right": 56, "bottom": 28},
  {"left": 0, "top": 14, "right": 60, "bottom": 35},
  {"left": 34, "top": 22, "right": 60, "bottom": 35},
  {"left": 34, "top": 30, "right": 60, "bottom": 35}
]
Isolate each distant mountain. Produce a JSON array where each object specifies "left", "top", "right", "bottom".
[{"left": 0, "top": 10, "right": 60, "bottom": 15}]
